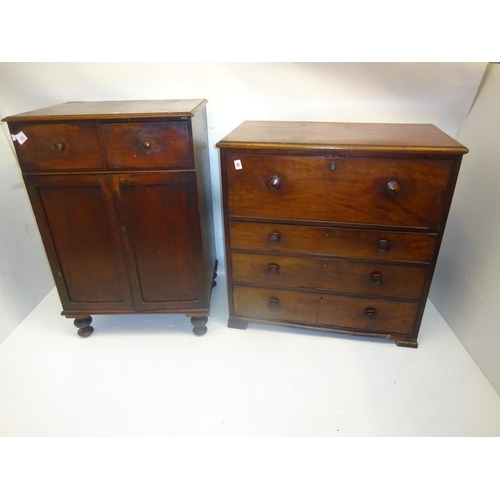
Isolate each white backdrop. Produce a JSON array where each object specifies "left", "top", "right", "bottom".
[{"left": 0, "top": 62, "right": 487, "bottom": 343}]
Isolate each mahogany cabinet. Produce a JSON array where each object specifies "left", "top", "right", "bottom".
[
  {"left": 217, "top": 121, "right": 468, "bottom": 347},
  {"left": 3, "top": 100, "right": 217, "bottom": 336}
]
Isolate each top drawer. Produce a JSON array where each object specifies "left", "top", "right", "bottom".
[
  {"left": 225, "top": 153, "right": 453, "bottom": 229},
  {"left": 101, "top": 121, "right": 192, "bottom": 170},
  {"left": 11, "top": 123, "right": 105, "bottom": 172}
]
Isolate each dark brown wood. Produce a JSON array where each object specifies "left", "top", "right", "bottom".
[
  {"left": 227, "top": 318, "right": 248, "bottom": 330},
  {"left": 101, "top": 121, "right": 191, "bottom": 170},
  {"left": 229, "top": 222, "right": 437, "bottom": 263},
  {"left": 218, "top": 120, "right": 467, "bottom": 347},
  {"left": 212, "top": 261, "right": 218, "bottom": 288},
  {"left": 24, "top": 174, "right": 134, "bottom": 311},
  {"left": 231, "top": 252, "right": 427, "bottom": 299},
  {"left": 74, "top": 316, "right": 94, "bottom": 337},
  {"left": 224, "top": 153, "right": 453, "bottom": 229},
  {"left": 190, "top": 316, "right": 208, "bottom": 336},
  {"left": 3, "top": 100, "right": 216, "bottom": 336},
  {"left": 9, "top": 123, "right": 105, "bottom": 172},
  {"left": 190, "top": 105, "right": 217, "bottom": 296},
  {"left": 112, "top": 172, "right": 204, "bottom": 309},
  {"left": 232, "top": 285, "right": 419, "bottom": 335}
]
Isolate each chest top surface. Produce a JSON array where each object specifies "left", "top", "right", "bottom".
[
  {"left": 2, "top": 99, "right": 207, "bottom": 122},
  {"left": 216, "top": 121, "right": 468, "bottom": 155}
]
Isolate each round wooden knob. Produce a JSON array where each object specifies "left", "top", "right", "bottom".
[
  {"left": 370, "top": 272, "right": 383, "bottom": 287},
  {"left": 376, "top": 239, "right": 390, "bottom": 254},
  {"left": 386, "top": 181, "right": 400, "bottom": 197},
  {"left": 365, "top": 308, "right": 377, "bottom": 322},
  {"left": 268, "top": 232, "right": 281, "bottom": 245},
  {"left": 54, "top": 142, "right": 64, "bottom": 152},
  {"left": 268, "top": 299, "right": 279, "bottom": 312},
  {"left": 267, "top": 176, "right": 281, "bottom": 191},
  {"left": 142, "top": 140, "right": 152, "bottom": 150},
  {"left": 267, "top": 264, "right": 280, "bottom": 277}
]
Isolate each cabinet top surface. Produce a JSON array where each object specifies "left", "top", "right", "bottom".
[
  {"left": 216, "top": 120, "right": 468, "bottom": 154},
  {"left": 2, "top": 99, "right": 208, "bottom": 122}
]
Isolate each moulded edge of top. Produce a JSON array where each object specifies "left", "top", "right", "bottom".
[
  {"left": 215, "top": 121, "right": 469, "bottom": 155},
  {"left": 1, "top": 99, "right": 208, "bottom": 123}
]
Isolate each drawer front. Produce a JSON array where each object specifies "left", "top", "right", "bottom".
[
  {"left": 318, "top": 294, "right": 418, "bottom": 335},
  {"left": 231, "top": 252, "right": 427, "bottom": 299},
  {"left": 229, "top": 222, "right": 436, "bottom": 263},
  {"left": 225, "top": 153, "right": 452, "bottom": 229},
  {"left": 233, "top": 285, "right": 319, "bottom": 325},
  {"left": 11, "top": 123, "right": 104, "bottom": 172},
  {"left": 232, "top": 285, "right": 418, "bottom": 335},
  {"left": 102, "top": 121, "right": 191, "bottom": 169}
]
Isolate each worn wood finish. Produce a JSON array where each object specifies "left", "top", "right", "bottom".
[
  {"left": 229, "top": 222, "right": 437, "bottom": 263},
  {"left": 216, "top": 121, "right": 469, "bottom": 154},
  {"left": 233, "top": 285, "right": 418, "bottom": 335},
  {"left": 3, "top": 100, "right": 216, "bottom": 336},
  {"left": 218, "top": 121, "right": 468, "bottom": 347},
  {"left": 10, "top": 122, "right": 104, "bottom": 172},
  {"left": 101, "top": 121, "right": 191, "bottom": 170},
  {"left": 115, "top": 172, "right": 203, "bottom": 308},
  {"left": 24, "top": 174, "right": 134, "bottom": 311},
  {"left": 225, "top": 154, "right": 452, "bottom": 229},
  {"left": 231, "top": 252, "right": 427, "bottom": 299},
  {"left": 3, "top": 99, "right": 208, "bottom": 121}
]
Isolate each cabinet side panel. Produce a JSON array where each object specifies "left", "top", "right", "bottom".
[{"left": 191, "top": 107, "right": 216, "bottom": 293}]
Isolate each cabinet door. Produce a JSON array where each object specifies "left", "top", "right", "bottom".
[
  {"left": 113, "top": 172, "right": 205, "bottom": 310},
  {"left": 24, "top": 175, "right": 134, "bottom": 312}
]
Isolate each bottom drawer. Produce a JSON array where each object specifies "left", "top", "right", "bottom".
[{"left": 232, "top": 285, "right": 418, "bottom": 335}]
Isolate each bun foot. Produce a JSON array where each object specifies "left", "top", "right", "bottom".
[
  {"left": 212, "top": 260, "right": 218, "bottom": 288},
  {"left": 74, "top": 316, "right": 94, "bottom": 337},
  {"left": 190, "top": 316, "right": 208, "bottom": 336}
]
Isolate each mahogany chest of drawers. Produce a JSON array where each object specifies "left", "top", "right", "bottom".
[
  {"left": 217, "top": 121, "right": 468, "bottom": 347},
  {"left": 3, "top": 100, "right": 217, "bottom": 336}
]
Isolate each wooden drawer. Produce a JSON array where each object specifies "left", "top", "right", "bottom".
[
  {"left": 11, "top": 123, "right": 104, "bottom": 172},
  {"left": 231, "top": 252, "right": 427, "bottom": 299},
  {"left": 225, "top": 153, "right": 453, "bottom": 229},
  {"left": 101, "top": 121, "right": 192, "bottom": 169},
  {"left": 229, "top": 222, "right": 436, "bottom": 263},
  {"left": 233, "top": 285, "right": 418, "bottom": 335}
]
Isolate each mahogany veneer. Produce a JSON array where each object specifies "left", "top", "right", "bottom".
[
  {"left": 217, "top": 121, "right": 468, "bottom": 347},
  {"left": 3, "top": 100, "right": 217, "bottom": 336}
]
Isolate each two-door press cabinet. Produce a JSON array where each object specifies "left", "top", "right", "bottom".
[
  {"left": 3, "top": 100, "right": 217, "bottom": 336},
  {"left": 217, "top": 121, "right": 468, "bottom": 347}
]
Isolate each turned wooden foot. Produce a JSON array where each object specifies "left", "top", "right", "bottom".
[
  {"left": 74, "top": 316, "right": 94, "bottom": 337},
  {"left": 190, "top": 316, "right": 208, "bottom": 336},
  {"left": 228, "top": 318, "right": 248, "bottom": 330},
  {"left": 212, "top": 259, "right": 218, "bottom": 288}
]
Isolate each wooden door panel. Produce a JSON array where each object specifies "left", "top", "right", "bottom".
[
  {"left": 115, "top": 173, "right": 202, "bottom": 308},
  {"left": 24, "top": 175, "right": 133, "bottom": 310}
]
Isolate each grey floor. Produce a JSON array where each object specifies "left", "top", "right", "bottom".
[{"left": 1, "top": 275, "right": 500, "bottom": 436}]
